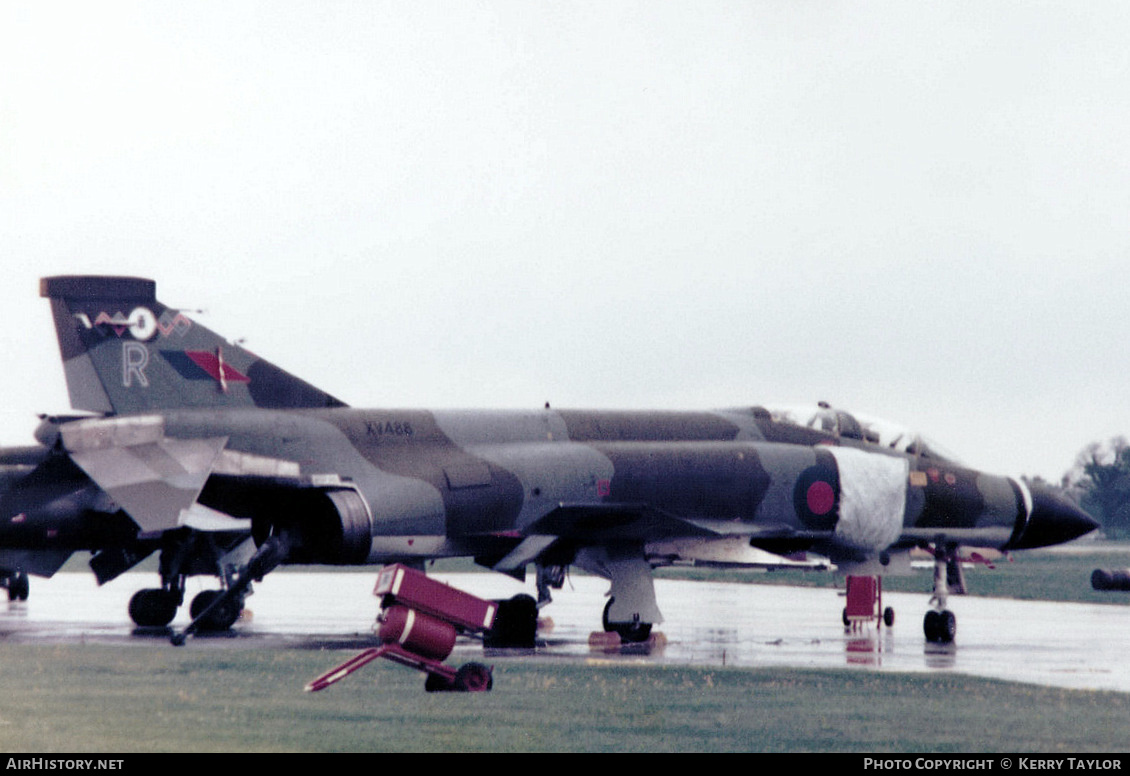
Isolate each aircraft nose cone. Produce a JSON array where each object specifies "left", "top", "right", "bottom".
[{"left": 1010, "top": 484, "right": 1099, "bottom": 550}]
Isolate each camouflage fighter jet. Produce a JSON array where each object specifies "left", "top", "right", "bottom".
[{"left": 0, "top": 276, "right": 1097, "bottom": 643}]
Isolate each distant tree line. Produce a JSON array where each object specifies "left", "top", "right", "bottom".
[{"left": 1049, "top": 437, "right": 1130, "bottom": 539}]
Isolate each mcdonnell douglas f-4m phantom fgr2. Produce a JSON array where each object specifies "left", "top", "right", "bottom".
[{"left": 0, "top": 276, "right": 1097, "bottom": 654}]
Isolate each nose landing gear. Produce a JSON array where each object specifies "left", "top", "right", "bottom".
[{"left": 924, "top": 545, "right": 963, "bottom": 644}]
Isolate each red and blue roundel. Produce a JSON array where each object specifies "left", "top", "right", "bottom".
[{"left": 793, "top": 451, "right": 840, "bottom": 531}]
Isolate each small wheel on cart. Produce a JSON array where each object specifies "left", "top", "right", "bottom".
[{"left": 454, "top": 662, "right": 493, "bottom": 692}]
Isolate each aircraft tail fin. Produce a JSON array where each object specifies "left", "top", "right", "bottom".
[{"left": 41, "top": 276, "right": 347, "bottom": 415}]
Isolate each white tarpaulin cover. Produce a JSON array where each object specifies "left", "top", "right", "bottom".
[{"left": 827, "top": 446, "right": 907, "bottom": 552}]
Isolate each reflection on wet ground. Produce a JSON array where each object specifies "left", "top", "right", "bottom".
[{"left": 2, "top": 571, "right": 1128, "bottom": 693}]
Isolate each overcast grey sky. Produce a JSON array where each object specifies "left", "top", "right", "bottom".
[{"left": 2, "top": 2, "right": 1129, "bottom": 481}]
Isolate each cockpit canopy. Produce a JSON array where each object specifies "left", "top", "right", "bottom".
[{"left": 762, "top": 402, "right": 962, "bottom": 464}]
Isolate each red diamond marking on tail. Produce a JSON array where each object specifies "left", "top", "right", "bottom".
[{"left": 184, "top": 350, "right": 250, "bottom": 385}]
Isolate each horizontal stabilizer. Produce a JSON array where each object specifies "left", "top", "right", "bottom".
[{"left": 61, "top": 417, "right": 228, "bottom": 534}]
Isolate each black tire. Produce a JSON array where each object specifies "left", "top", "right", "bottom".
[
  {"left": 938, "top": 610, "right": 956, "bottom": 643},
  {"left": 484, "top": 594, "right": 538, "bottom": 648},
  {"left": 924, "top": 609, "right": 956, "bottom": 643},
  {"left": 842, "top": 607, "right": 850, "bottom": 627},
  {"left": 923, "top": 609, "right": 940, "bottom": 642},
  {"left": 1092, "top": 569, "right": 1113, "bottom": 590},
  {"left": 189, "top": 590, "right": 241, "bottom": 631},
  {"left": 454, "top": 662, "right": 493, "bottom": 692},
  {"left": 602, "top": 598, "right": 652, "bottom": 643},
  {"left": 883, "top": 607, "right": 895, "bottom": 627},
  {"left": 129, "top": 589, "right": 178, "bottom": 628},
  {"left": 7, "top": 572, "right": 29, "bottom": 602},
  {"left": 424, "top": 673, "right": 454, "bottom": 692}
]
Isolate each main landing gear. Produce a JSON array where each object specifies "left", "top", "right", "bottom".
[
  {"left": 483, "top": 593, "right": 539, "bottom": 649},
  {"left": 128, "top": 587, "right": 182, "bottom": 627},
  {"left": 130, "top": 535, "right": 257, "bottom": 631},
  {"left": 576, "top": 544, "right": 662, "bottom": 645},
  {"left": 129, "top": 585, "right": 245, "bottom": 630},
  {"left": 602, "top": 597, "right": 653, "bottom": 643},
  {"left": 188, "top": 589, "right": 244, "bottom": 631}
]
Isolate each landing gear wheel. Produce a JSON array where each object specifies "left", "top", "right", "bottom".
[
  {"left": 424, "top": 673, "right": 455, "bottom": 693},
  {"left": 923, "top": 609, "right": 956, "bottom": 643},
  {"left": 189, "top": 590, "right": 242, "bottom": 631},
  {"left": 940, "top": 610, "right": 956, "bottom": 641},
  {"left": 883, "top": 607, "right": 895, "bottom": 627},
  {"left": 842, "top": 607, "right": 850, "bottom": 627},
  {"left": 602, "top": 598, "right": 653, "bottom": 643},
  {"left": 129, "top": 589, "right": 179, "bottom": 627},
  {"left": 484, "top": 594, "right": 538, "bottom": 648},
  {"left": 454, "top": 662, "right": 493, "bottom": 692},
  {"left": 7, "top": 572, "right": 28, "bottom": 602}
]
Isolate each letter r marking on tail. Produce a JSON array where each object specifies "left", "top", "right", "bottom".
[{"left": 122, "top": 342, "right": 150, "bottom": 387}]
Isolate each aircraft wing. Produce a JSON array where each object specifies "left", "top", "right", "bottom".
[
  {"left": 495, "top": 503, "right": 832, "bottom": 572},
  {"left": 0, "top": 548, "right": 73, "bottom": 577},
  {"left": 521, "top": 502, "right": 717, "bottom": 543}
]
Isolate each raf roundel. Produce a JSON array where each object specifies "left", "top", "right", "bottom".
[
  {"left": 128, "top": 307, "right": 158, "bottom": 341},
  {"left": 806, "top": 480, "right": 835, "bottom": 515},
  {"left": 792, "top": 459, "right": 840, "bottom": 531}
]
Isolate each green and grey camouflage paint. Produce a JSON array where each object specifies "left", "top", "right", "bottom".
[{"left": 0, "top": 276, "right": 1097, "bottom": 633}]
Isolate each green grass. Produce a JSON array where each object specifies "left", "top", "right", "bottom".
[
  {"left": 0, "top": 645, "right": 1127, "bottom": 753},
  {"left": 30, "top": 545, "right": 1130, "bottom": 752}
]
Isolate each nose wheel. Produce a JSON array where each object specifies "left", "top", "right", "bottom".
[{"left": 923, "top": 608, "right": 956, "bottom": 643}]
